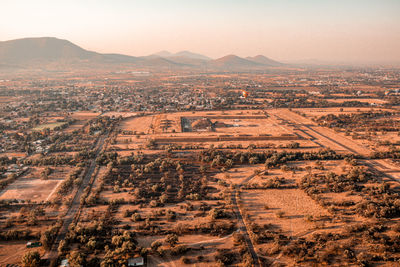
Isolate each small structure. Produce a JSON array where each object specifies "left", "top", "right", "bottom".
[
  {"left": 128, "top": 256, "right": 145, "bottom": 266},
  {"left": 60, "top": 259, "right": 69, "bottom": 267},
  {"left": 26, "top": 241, "right": 42, "bottom": 248},
  {"left": 191, "top": 117, "right": 224, "bottom": 131}
]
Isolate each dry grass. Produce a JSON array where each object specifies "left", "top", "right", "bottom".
[{"left": 0, "top": 167, "right": 73, "bottom": 202}]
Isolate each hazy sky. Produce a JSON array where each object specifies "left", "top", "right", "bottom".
[{"left": 1, "top": 0, "right": 400, "bottom": 63}]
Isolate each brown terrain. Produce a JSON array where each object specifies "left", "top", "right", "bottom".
[{"left": 1, "top": 66, "right": 400, "bottom": 267}]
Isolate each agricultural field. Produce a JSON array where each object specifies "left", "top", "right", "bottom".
[
  {"left": 0, "top": 166, "right": 74, "bottom": 202},
  {"left": 1, "top": 68, "right": 400, "bottom": 266},
  {"left": 236, "top": 157, "right": 400, "bottom": 265},
  {"left": 291, "top": 107, "right": 400, "bottom": 155},
  {"left": 113, "top": 110, "right": 310, "bottom": 155},
  {"left": 98, "top": 106, "right": 400, "bottom": 266},
  {"left": 32, "top": 122, "right": 67, "bottom": 131},
  {"left": 81, "top": 107, "right": 396, "bottom": 266},
  {"left": 325, "top": 98, "right": 387, "bottom": 104}
]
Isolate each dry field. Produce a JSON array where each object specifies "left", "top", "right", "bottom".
[
  {"left": 0, "top": 206, "right": 62, "bottom": 266},
  {"left": 1, "top": 104, "right": 394, "bottom": 266},
  {"left": 118, "top": 115, "right": 155, "bottom": 134},
  {"left": 215, "top": 165, "right": 265, "bottom": 185},
  {"left": 365, "top": 159, "right": 400, "bottom": 180},
  {"left": 0, "top": 152, "right": 27, "bottom": 158},
  {"left": 145, "top": 234, "right": 235, "bottom": 267},
  {"left": 239, "top": 160, "right": 352, "bottom": 238},
  {"left": 64, "top": 121, "right": 86, "bottom": 133},
  {"left": 75, "top": 161, "right": 242, "bottom": 266},
  {"left": 44, "top": 105, "right": 400, "bottom": 266},
  {"left": 62, "top": 111, "right": 101, "bottom": 132},
  {"left": 70, "top": 111, "right": 100, "bottom": 120},
  {"left": 270, "top": 109, "right": 374, "bottom": 156},
  {"left": 0, "top": 241, "right": 45, "bottom": 266},
  {"left": 118, "top": 110, "right": 283, "bottom": 136},
  {"left": 292, "top": 107, "right": 393, "bottom": 118},
  {"left": 114, "top": 110, "right": 306, "bottom": 154},
  {"left": 0, "top": 167, "right": 72, "bottom": 202},
  {"left": 237, "top": 158, "right": 400, "bottom": 266},
  {"left": 0, "top": 96, "right": 18, "bottom": 103},
  {"left": 290, "top": 107, "right": 400, "bottom": 155},
  {"left": 32, "top": 122, "right": 66, "bottom": 131},
  {"left": 325, "top": 98, "right": 387, "bottom": 104},
  {"left": 101, "top": 111, "right": 137, "bottom": 118},
  {"left": 241, "top": 188, "right": 334, "bottom": 235}
]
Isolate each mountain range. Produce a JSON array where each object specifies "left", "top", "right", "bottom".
[
  {"left": 0, "top": 37, "right": 285, "bottom": 71},
  {"left": 152, "top": 50, "right": 211, "bottom": 61}
]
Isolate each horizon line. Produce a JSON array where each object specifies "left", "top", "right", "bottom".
[{"left": 2, "top": 36, "right": 400, "bottom": 67}]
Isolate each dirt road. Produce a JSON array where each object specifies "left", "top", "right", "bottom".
[
  {"left": 274, "top": 109, "right": 400, "bottom": 182},
  {"left": 230, "top": 171, "right": 264, "bottom": 267},
  {"left": 44, "top": 134, "right": 107, "bottom": 262},
  {"left": 273, "top": 109, "right": 372, "bottom": 156}
]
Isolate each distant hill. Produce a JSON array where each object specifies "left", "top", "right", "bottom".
[
  {"left": 246, "top": 55, "right": 284, "bottom": 66},
  {"left": 150, "top": 50, "right": 210, "bottom": 67},
  {"left": 0, "top": 37, "right": 284, "bottom": 71},
  {"left": 152, "top": 50, "right": 211, "bottom": 61},
  {"left": 152, "top": 50, "right": 173, "bottom": 58},
  {"left": 0, "top": 37, "right": 100, "bottom": 64},
  {"left": 0, "top": 37, "right": 142, "bottom": 69},
  {"left": 137, "top": 55, "right": 183, "bottom": 67},
  {"left": 173, "top": 51, "right": 211, "bottom": 61},
  {"left": 209, "top": 55, "right": 262, "bottom": 69}
]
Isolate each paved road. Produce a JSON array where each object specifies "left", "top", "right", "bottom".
[
  {"left": 278, "top": 109, "right": 400, "bottom": 182},
  {"left": 230, "top": 171, "right": 263, "bottom": 267},
  {"left": 45, "top": 134, "right": 106, "bottom": 262},
  {"left": 274, "top": 109, "right": 371, "bottom": 156}
]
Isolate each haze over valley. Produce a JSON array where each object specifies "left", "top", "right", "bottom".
[{"left": 1, "top": 1, "right": 400, "bottom": 267}]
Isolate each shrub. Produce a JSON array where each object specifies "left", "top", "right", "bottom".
[
  {"left": 131, "top": 213, "right": 142, "bottom": 222},
  {"left": 215, "top": 249, "right": 236, "bottom": 265},
  {"left": 40, "top": 225, "right": 60, "bottom": 250},
  {"left": 67, "top": 251, "right": 86, "bottom": 267},
  {"left": 165, "top": 233, "right": 178, "bottom": 247},
  {"left": 181, "top": 256, "right": 190, "bottom": 264},
  {"left": 171, "top": 245, "right": 189, "bottom": 256},
  {"left": 151, "top": 240, "right": 162, "bottom": 251},
  {"left": 21, "top": 251, "right": 41, "bottom": 267},
  {"left": 233, "top": 232, "right": 245, "bottom": 246}
]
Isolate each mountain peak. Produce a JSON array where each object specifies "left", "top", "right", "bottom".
[
  {"left": 0, "top": 37, "right": 284, "bottom": 71},
  {"left": 253, "top": 55, "right": 269, "bottom": 59},
  {"left": 151, "top": 50, "right": 211, "bottom": 61},
  {"left": 0, "top": 37, "right": 98, "bottom": 65},
  {"left": 174, "top": 51, "right": 211, "bottom": 60},
  {"left": 210, "top": 54, "right": 262, "bottom": 69},
  {"left": 221, "top": 54, "right": 240, "bottom": 59},
  {"left": 246, "top": 55, "right": 283, "bottom": 66},
  {"left": 152, "top": 50, "right": 173, "bottom": 57}
]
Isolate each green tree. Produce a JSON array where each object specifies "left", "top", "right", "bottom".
[
  {"left": 151, "top": 240, "right": 162, "bottom": 251},
  {"left": 67, "top": 251, "right": 86, "bottom": 267},
  {"left": 165, "top": 233, "right": 178, "bottom": 247},
  {"left": 58, "top": 240, "right": 68, "bottom": 254},
  {"left": 21, "top": 251, "right": 41, "bottom": 267}
]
